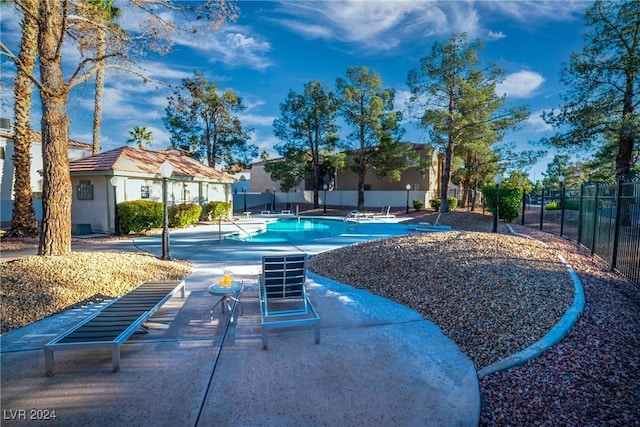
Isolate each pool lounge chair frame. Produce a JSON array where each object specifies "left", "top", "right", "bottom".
[
  {"left": 259, "top": 254, "right": 320, "bottom": 350},
  {"left": 373, "top": 206, "right": 395, "bottom": 219},
  {"left": 44, "top": 280, "right": 185, "bottom": 376}
]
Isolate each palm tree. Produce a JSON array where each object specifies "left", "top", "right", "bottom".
[
  {"left": 127, "top": 126, "right": 153, "bottom": 149},
  {"left": 7, "top": 1, "right": 39, "bottom": 237},
  {"left": 86, "top": 0, "right": 122, "bottom": 155}
]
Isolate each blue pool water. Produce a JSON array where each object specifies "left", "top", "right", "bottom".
[{"left": 231, "top": 217, "right": 408, "bottom": 243}]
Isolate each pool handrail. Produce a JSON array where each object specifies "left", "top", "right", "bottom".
[{"left": 221, "top": 215, "right": 253, "bottom": 242}]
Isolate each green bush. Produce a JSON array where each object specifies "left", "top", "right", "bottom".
[
  {"left": 545, "top": 201, "right": 559, "bottom": 210},
  {"left": 412, "top": 199, "right": 424, "bottom": 211},
  {"left": 203, "top": 201, "right": 232, "bottom": 221},
  {"left": 169, "top": 203, "right": 202, "bottom": 228},
  {"left": 544, "top": 198, "right": 579, "bottom": 211},
  {"left": 483, "top": 182, "right": 523, "bottom": 223},
  {"left": 117, "top": 200, "right": 163, "bottom": 234},
  {"left": 429, "top": 197, "right": 458, "bottom": 212}
]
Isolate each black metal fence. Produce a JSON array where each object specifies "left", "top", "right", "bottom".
[{"left": 519, "top": 179, "right": 640, "bottom": 287}]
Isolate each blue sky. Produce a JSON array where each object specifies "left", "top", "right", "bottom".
[{"left": 1, "top": 0, "right": 593, "bottom": 181}]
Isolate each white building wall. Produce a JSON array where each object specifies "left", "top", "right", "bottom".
[
  {"left": 1, "top": 134, "right": 92, "bottom": 227},
  {"left": 71, "top": 175, "right": 232, "bottom": 234}
]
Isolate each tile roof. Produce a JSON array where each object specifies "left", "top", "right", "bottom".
[
  {"left": 69, "top": 146, "right": 235, "bottom": 183},
  {"left": 0, "top": 129, "right": 93, "bottom": 150}
]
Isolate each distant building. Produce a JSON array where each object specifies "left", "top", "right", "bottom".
[
  {"left": 0, "top": 119, "right": 235, "bottom": 233},
  {"left": 250, "top": 144, "right": 445, "bottom": 194},
  {"left": 69, "top": 146, "right": 236, "bottom": 233},
  {"left": 0, "top": 124, "right": 93, "bottom": 227}
]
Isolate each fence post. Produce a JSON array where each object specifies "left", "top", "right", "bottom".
[
  {"left": 539, "top": 190, "right": 545, "bottom": 230},
  {"left": 611, "top": 179, "right": 624, "bottom": 272},
  {"left": 560, "top": 183, "right": 566, "bottom": 237},
  {"left": 590, "top": 183, "right": 600, "bottom": 254},
  {"left": 578, "top": 183, "right": 584, "bottom": 244},
  {"left": 521, "top": 191, "right": 526, "bottom": 225}
]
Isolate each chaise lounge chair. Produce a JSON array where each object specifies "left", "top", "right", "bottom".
[
  {"left": 44, "top": 280, "right": 185, "bottom": 376},
  {"left": 258, "top": 254, "right": 320, "bottom": 350},
  {"left": 373, "top": 206, "right": 395, "bottom": 219},
  {"left": 416, "top": 212, "right": 452, "bottom": 232}
]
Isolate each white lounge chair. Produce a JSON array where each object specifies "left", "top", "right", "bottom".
[
  {"left": 373, "top": 206, "right": 395, "bottom": 218},
  {"left": 416, "top": 212, "right": 452, "bottom": 232},
  {"left": 258, "top": 254, "right": 320, "bottom": 350}
]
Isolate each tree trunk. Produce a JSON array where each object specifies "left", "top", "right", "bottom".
[
  {"left": 311, "top": 136, "right": 320, "bottom": 208},
  {"left": 92, "top": 29, "right": 106, "bottom": 155},
  {"left": 616, "top": 76, "right": 635, "bottom": 179},
  {"left": 357, "top": 150, "right": 366, "bottom": 210},
  {"left": 9, "top": 0, "right": 39, "bottom": 237},
  {"left": 38, "top": 0, "right": 72, "bottom": 256},
  {"left": 440, "top": 136, "right": 454, "bottom": 213}
]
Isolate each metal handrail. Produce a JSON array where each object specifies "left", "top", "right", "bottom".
[{"left": 220, "top": 215, "right": 252, "bottom": 242}]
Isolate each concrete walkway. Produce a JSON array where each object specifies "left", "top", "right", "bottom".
[{"left": 1, "top": 221, "right": 480, "bottom": 426}]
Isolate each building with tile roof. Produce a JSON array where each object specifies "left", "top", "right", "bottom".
[
  {"left": 70, "top": 146, "right": 236, "bottom": 234},
  {"left": 1, "top": 123, "right": 235, "bottom": 233},
  {"left": 1, "top": 127, "right": 93, "bottom": 227}
]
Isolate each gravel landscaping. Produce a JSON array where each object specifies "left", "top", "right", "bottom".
[
  {"left": 0, "top": 251, "right": 191, "bottom": 334},
  {"left": 1, "top": 210, "right": 638, "bottom": 425},
  {"left": 309, "top": 210, "right": 640, "bottom": 426}
]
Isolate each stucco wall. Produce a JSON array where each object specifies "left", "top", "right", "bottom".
[{"left": 70, "top": 175, "right": 232, "bottom": 234}]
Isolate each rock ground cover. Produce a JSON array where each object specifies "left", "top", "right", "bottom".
[{"left": 1, "top": 209, "right": 638, "bottom": 424}]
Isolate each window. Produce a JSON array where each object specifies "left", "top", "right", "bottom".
[
  {"left": 141, "top": 186, "right": 150, "bottom": 199},
  {"left": 77, "top": 180, "right": 93, "bottom": 200}
]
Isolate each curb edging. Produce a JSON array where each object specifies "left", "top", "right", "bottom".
[{"left": 476, "top": 225, "right": 585, "bottom": 379}]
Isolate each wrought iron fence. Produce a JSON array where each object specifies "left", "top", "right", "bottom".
[{"left": 519, "top": 179, "right": 640, "bottom": 287}]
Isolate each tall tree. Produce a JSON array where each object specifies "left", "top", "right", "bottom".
[
  {"left": 336, "top": 66, "right": 404, "bottom": 209},
  {"left": 164, "top": 71, "right": 257, "bottom": 168},
  {"left": 264, "top": 157, "right": 307, "bottom": 194},
  {"left": 273, "top": 80, "right": 340, "bottom": 208},
  {"left": 83, "top": 0, "right": 123, "bottom": 155},
  {"left": 127, "top": 125, "right": 153, "bottom": 149},
  {"left": 4, "top": 1, "right": 39, "bottom": 237},
  {"left": 541, "top": 0, "right": 639, "bottom": 180},
  {"left": 583, "top": 132, "right": 640, "bottom": 181},
  {"left": 10, "top": 0, "right": 238, "bottom": 256},
  {"left": 407, "top": 33, "right": 529, "bottom": 212},
  {"left": 37, "top": 0, "right": 77, "bottom": 255},
  {"left": 541, "top": 154, "right": 574, "bottom": 187}
]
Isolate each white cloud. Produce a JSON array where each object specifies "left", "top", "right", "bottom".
[
  {"left": 251, "top": 133, "right": 281, "bottom": 158},
  {"left": 481, "top": 0, "right": 588, "bottom": 22},
  {"left": 487, "top": 30, "right": 506, "bottom": 40},
  {"left": 393, "top": 88, "right": 414, "bottom": 121},
  {"left": 272, "top": 0, "right": 587, "bottom": 54},
  {"left": 496, "top": 71, "right": 545, "bottom": 98},
  {"left": 527, "top": 111, "right": 554, "bottom": 133},
  {"left": 114, "top": 2, "right": 273, "bottom": 71},
  {"left": 274, "top": 0, "right": 450, "bottom": 51},
  {"left": 276, "top": 20, "right": 334, "bottom": 40},
  {"left": 238, "top": 113, "right": 276, "bottom": 127}
]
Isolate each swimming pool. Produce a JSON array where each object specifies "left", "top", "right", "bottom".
[{"left": 230, "top": 217, "right": 409, "bottom": 244}]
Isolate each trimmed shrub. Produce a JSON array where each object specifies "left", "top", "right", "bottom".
[
  {"left": 203, "top": 201, "right": 232, "bottom": 221},
  {"left": 412, "top": 199, "right": 424, "bottom": 211},
  {"left": 118, "top": 200, "right": 163, "bottom": 234},
  {"left": 564, "top": 198, "right": 580, "bottom": 210},
  {"left": 429, "top": 197, "right": 459, "bottom": 212},
  {"left": 483, "top": 182, "right": 523, "bottom": 223},
  {"left": 544, "top": 199, "right": 579, "bottom": 211},
  {"left": 169, "top": 203, "right": 202, "bottom": 228},
  {"left": 545, "top": 201, "right": 559, "bottom": 210}
]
